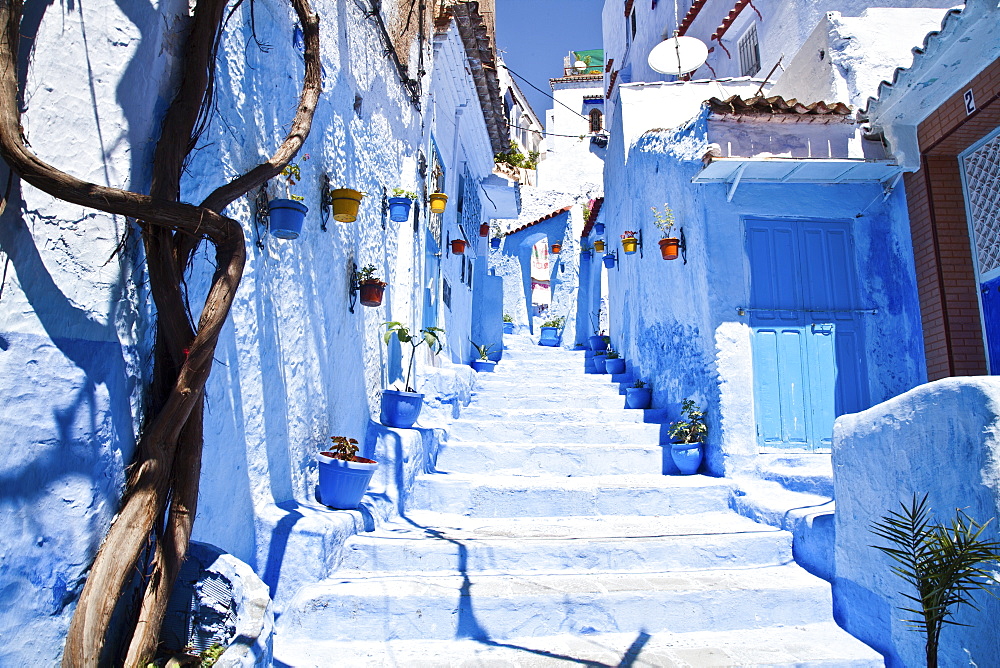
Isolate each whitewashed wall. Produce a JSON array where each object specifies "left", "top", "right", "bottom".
[{"left": 0, "top": 0, "right": 501, "bottom": 662}]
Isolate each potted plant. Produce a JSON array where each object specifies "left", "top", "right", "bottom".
[
  {"left": 652, "top": 203, "right": 680, "bottom": 260},
  {"left": 538, "top": 315, "right": 563, "bottom": 347},
  {"left": 593, "top": 238, "right": 606, "bottom": 253},
  {"left": 470, "top": 341, "right": 497, "bottom": 372},
  {"left": 268, "top": 162, "right": 308, "bottom": 239},
  {"left": 621, "top": 231, "right": 639, "bottom": 255},
  {"left": 668, "top": 399, "right": 706, "bottom": 475},
  {"left": 357, "top": 264, "right": 386, "bottom": 307},
  {"left": 479, "top": 222, "right": 490, "bottom": 237},
  {"left": 604, "top": 349, "right": 626, "bottom": 375},
  {"left": 330, "top": 185, "right": 365, "bottom": 223},
  {"left": 580, "top": 242, "right": 593, "bottom": 259},
  {"left": 502, "top": 313, "right": 514, "bottom": 335},
  {"left": 451, "top": 238, "right": 467, "bottom": 255},
  {"left": 318, "top": 436, "right": 377, "bottom": 510},
  {"left": 625, "top": 380, "right": 651, "bottom": 409},
  {"left": 588, "top": 316, "right": 608, "bottom": 352},
  {"left": 594, "top": 222, "right": 606, "bottom": 235},
  {"left": 490, "top": 224, "right": 502, "bottom": 249},
  {"left": 381, "top": 322, "right": 444, "bottom": 428},
  {"left": 387, "top": 189, "right": 416, "bottom": 222},
  {"left": 428, "top": 192, "right": 448, "bottom": 213},
  {"left": 550, "top": 243, "right": 561, "bottom": 254},
  {"left": 602, "top": 253, "right": 616, "bottom": 269}
]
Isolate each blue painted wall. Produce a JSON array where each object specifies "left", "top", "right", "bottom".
[{"left": 600, "top": 110, "right": 926, "bottom": 475}]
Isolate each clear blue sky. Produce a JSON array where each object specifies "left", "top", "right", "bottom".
[{"left": 495, "top": 0, "right": 605, "bottom": 120}]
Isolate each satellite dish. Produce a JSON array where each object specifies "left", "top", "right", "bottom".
[{"left": 648, "top": 36, "right": 709, "bottom": 76}]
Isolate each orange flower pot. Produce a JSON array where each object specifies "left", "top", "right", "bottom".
[
  {"left": 451, "top": 239, "right": 467, "bottom": 254},
  {"left": 480, "top": 223, "right": 489, "bottom": 237},
  {"left": 659, "top": 237, "right": 680, "bottom": 260},
  {"left": 551, "top": 243, "right": 561, "bottom": 254}
]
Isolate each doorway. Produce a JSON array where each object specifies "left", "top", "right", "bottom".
[{"left": 746, "top": 217, "right": 869, "bottom": 452}]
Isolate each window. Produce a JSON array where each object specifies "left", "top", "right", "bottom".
[
  {"left": 738, "top": 23, "right": 761, "bottom": 77},
  {"left": 630, "top": 9, "right": 637, "bottom": 41},
  {"left": 589, "top": 109, "right": 603, "bottom": 133}
]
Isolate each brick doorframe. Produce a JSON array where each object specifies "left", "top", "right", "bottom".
[{"left": 904, "top": 58, "right": 1000, "bottom": 380}]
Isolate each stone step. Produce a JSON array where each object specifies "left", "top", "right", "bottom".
[
  {"left": 757, "top": 453, "right": 834, "bottom": 497},
  {"left": 475, "top": 373, "right": 625, "bottom": 389},
  {"left": 447, "top": 418, "right": 665, "bottom": 444},
  {"left": 278, "top": 564, "right": 836, "bottom": 643},
  {"left": 469, "top": 390, "right": 628, "bottom": 410},
  {"left": 456, "top": 406, "right": 669, "bottom": 424},
  {"left": 275, "top": 622, "right": 883, "bottom": 667},
  {"left": 408, "top": 473, "right": 733, "bottom": 517},
  {"left": 434, "top": 440, "right": 666, "bottom": 476},
  {"left": 338, "top": 510, "right": 791, "bottom": 574}
]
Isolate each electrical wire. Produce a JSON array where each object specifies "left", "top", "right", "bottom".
[{"left": 501, "top": 62, "right": 594, "bottom": 122}]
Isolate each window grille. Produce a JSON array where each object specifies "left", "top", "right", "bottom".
[
  {"left": 963, "top": 133, "right": 1000, "bottom": 275},
  {"left": 589, "top": 109, "right": 603, "bottom": 133},
  {"left": 738, "top": 23, "right": 761, "bottom": 77}
]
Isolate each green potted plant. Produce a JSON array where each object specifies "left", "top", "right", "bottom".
[
  {"left": 317, "top": 436, "right": 377, "bottom": 510},
  {"left": 652, "top": 203, "right": 680, "bottom": 260},
  {"left": 269, "top": 162, "right": 308, "bottom": 239},
  {"left": 625, "top": 380, "right": 651, "bottom": 409},
  {"left": 604, "top": 349, "right": 626, "bottom": 375},
  {"left": 388, "top": 188, "right": 416, "bottom": 222},
  {"left": 470, "top": 341, "right": 497, "bottom": 372},
  {"left": 502, "top": 313, "right": 514, "bottom": 335},
  {"left": 357, "top": 264, "right": 386, "bottom": 307},
  {"left": 539, "top": 315, "right": 563, "bottom": 347},
  {"left": 381, "top": 322, "right": 444, "bottom": 428},
  {"left": 668, "top": 399, "right": 706, "bottom": 474},
  {"left": 580, "top": 241, "right": 593, "bottom": 260},
  {"left": 491, "top": 223, "right": 502, "bottom": 249}
]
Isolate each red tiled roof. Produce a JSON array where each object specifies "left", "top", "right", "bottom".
[
  {"left": 678, "top": 0, "right": 707, "bottom": 36},
  {"left": 581, "top": 197, "right": 604, "bottom": 238},
  {"left": 504, "top": 206, "right": 572, "bottom": 236},
  {"left": 707, "top": 95, "right": 853, "bottom": 119},
  {"left": 710, "top": 0, "right": 762, "bottom": 43}
]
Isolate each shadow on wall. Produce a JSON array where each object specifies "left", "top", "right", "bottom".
[{"left": 0, "top": 192, "right": 139, "bottom": 661}]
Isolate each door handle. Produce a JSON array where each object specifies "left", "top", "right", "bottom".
[{"left": 811, "top": 323, "right": 835, "bottom": 335}]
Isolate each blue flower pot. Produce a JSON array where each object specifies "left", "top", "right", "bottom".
[
  {"left": 670, "top": 442, "right": 704, "bottom": 475},
  {"left": 594, "top": 223, "right": 605, "bottom": 235},
  {"left": 603, "top": 253, "right": 616, "bottom": 268},
  {"left": 592, "top": 351, "right": 608, "bottom": 373},
  {"left": 538, "top": 326, "right": 560, "bottom": 347},
  {"left": 581, "top": 250, "right": 592, "bottom": 260},
  {"left": 387, "top": 197, "right": 413, "bottom": 222},
  {"left": 318, "top": 453, "right": 378, "bottom": 509},
  {"left": 268, "top": 198, "right": 308, "bottom": 239},
  {"left": 491, "top": 237, "right": 501, "bottom": 249},
  {"left": 503, "top": 322, "right": 514, "bottom": 334},
  {"left": 588, "top": 335, "right": 608, "bottom": 352},
  {"left": 380, "top": 389, "right": 424, "bottom": 428},
  {"left": 471, "top": 359, "right": 496, "bottom": 372},
  {"left": 605, "top": 357, "right": 626, "bottom": 375},
  {"left": 625, "top": 387, "right": 652, "bottom": 409}
]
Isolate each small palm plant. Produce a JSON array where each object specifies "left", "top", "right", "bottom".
[
  {"left": 870, "top": 494, "right": 1000, "bottom": 668},
  {"left": 471, "top": 341, "right": 495, "bottom": 360},
  {"left": 383, "top": 322, "right": 444, "bottom": 393}
]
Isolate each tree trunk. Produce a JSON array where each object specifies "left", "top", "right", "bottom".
[{"left": 0, "top": 0, "right": 322, "bottom": 662}]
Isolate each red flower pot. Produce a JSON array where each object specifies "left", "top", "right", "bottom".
[
  {"left": 359, "top": 281, "right": 386, "bottom": 307},
  {"left": 451, "top": 239, "right": 467, "bottom": 255}
]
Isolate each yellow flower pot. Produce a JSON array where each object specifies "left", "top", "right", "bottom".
[
  {"left": 593, "top": 239, "right": 606, "bottom": 252},
  {"left": 330, "top": 188, "right": 364, "bottom": 222},
  {"left": 429, "top": 192, "right": 448, "bottom": 214},
  {"left": 622, "top": 237, "right": 638, "bottom": 254}
]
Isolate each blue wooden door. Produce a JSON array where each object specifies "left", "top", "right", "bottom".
[
  {"left": 747, "top": 219, "right": 868, "bottom": 452},
  {"left": 980, "top": 276, "right": 1000, "bottom": 374}
]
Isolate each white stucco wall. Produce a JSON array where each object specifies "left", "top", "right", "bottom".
[{"left": 833, "top": 377, "right": 1000, "bottom": 667}]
